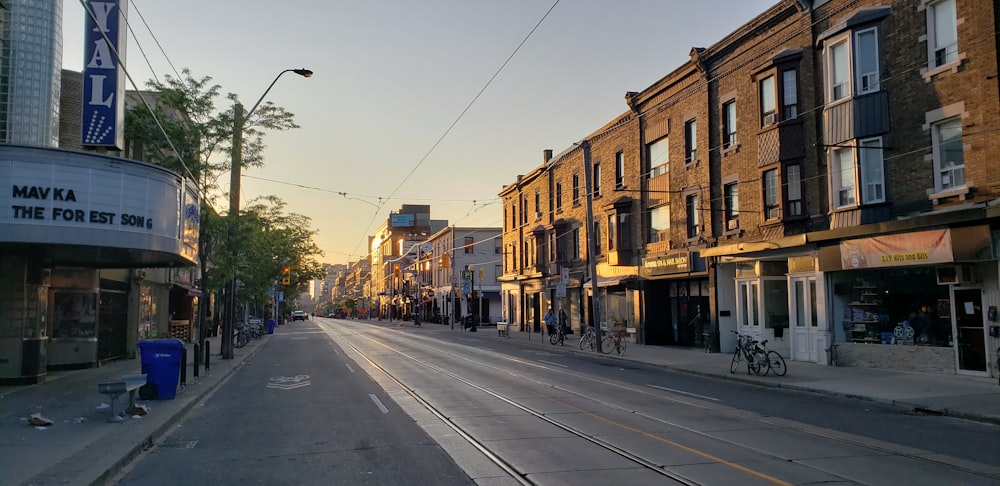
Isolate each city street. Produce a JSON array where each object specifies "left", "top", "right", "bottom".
[{"left": 109, "top": 318, "right": 1000, "bottom": 485}]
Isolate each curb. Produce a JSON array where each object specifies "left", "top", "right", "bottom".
[{"left": 85, "top": 339, "right": 270, "bottom": 486}]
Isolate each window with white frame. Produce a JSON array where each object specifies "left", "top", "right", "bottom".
[
  {"left": 763, "top": 169, "right": 780, "bottom": 220},
  {"left": 855, "top": 27, "right": 880, "bottom": 94},
  {"left": 685, "top": 193, "right": 699, "bottom": 238},
  {"left": 760, "top": 75, "right": 777, "bottom": 126},
  {"left": 859, "top": 137, "right": 885, "bottom": 203},
  {"left": 723, "top": 100, "right": 737, "bottom": 147},
  {"left": 827, "top": 36, "right": 851, "bottom": 102},
  {"left": 647, "top": 137, "right": 669, "bottom": 178},
  {"left": 684, "top": 119, "right": 697, "bottom": 163},
  {"left": 724, "top": 182, "right": 739, "bottom": 230},
  {"left": 831, "top": 147, "right": 857, "bottom": 209},
  {"left": 825, "top": 27, "right": 881, "bottom": 103},
  {"left": 933, "top": 117, "right": 964, "bottom": 191},
  {"left": 615, "top": 151, "right": 625, "bottom": 188},
  {"left": 785, "top": 164, "right": 803, "bottom": 217},
  {"left": 927, "top": 0, "right": 958, "bottom": 68},
  {"left": 593, "top": 162, "right": 602, "bottom": 197},
  {"left": 649, "top": 206, "right": 669, "bottom": 243}
]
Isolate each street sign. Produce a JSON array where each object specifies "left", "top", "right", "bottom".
[
  {"left": 556, "top": 283, "right": 567, "bottom": 298},
  {"left": 560, "top": 267, "right": 570, "bottom": 284},
  {"left": 462, "top": 270, "right": 472, "bottom": 281}
]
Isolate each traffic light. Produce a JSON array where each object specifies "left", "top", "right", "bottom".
[
  {"left": 393, "top": 264, "right": 401, "bottom": 278},
  {"left": 281, "top": 266, "right": 291, "bottom": 285}
]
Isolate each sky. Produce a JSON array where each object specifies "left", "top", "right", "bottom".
[{"left": 62, "top": 0, "right": 777, "bottom": 266}]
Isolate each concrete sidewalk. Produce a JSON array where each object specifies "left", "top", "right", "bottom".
[
  {"left": 3, "top": 319, "right": 999, "bottom": 486},
  {"left": 0, "top": 334, "right": 268, "bottom": 486},
  {"left": 459, "top": 324, "right": 1000, "bottom": 424}
]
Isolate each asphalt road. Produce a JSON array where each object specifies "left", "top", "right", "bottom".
[
  {"left": 109, "top": 322, "right": 475, "bottom": 485},
  {"left": 109, "top": 319, "right": 1000, "bottom": 485}
]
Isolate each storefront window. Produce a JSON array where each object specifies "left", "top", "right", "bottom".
[
  {"left": 138, "top": 285, "right": 157, "bottom": 339},
  {"left": 51, "top": 291, "right": 97, "bottom": 339},
  {"left": 833, "top": 268, "right": 952, "bottom": 347}
]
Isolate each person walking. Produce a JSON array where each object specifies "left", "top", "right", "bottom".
[{"left": 544, "top": 308, "right": 557, "bottom": 335}]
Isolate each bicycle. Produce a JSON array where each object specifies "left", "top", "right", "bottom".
[
  {"left": 549, "top": 323, "right": 566, "bottom": 346},
  {"left": 601, "top": 329, "right": 627, "bottom": 355},
  {"left": 730, "top": 331, "right": 766, "bottom": 375},
  {"left": 579, "top": 326, "right": 597, "bottom": 351},
  {"left": 234, "top": 322, "right": 250, "bottom": 349},
  {"left": 757, "top": 339, "right": 787, "bottom": 376}
]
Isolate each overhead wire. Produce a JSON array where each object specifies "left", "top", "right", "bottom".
[{"left": 345, "top": 0, "right": 562, "bottom": 262}]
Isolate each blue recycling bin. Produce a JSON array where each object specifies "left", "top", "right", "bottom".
[
  {"left": 137, "top": 338, "right": 185, "bottom": 400},
  {"left": 267, "top": 319, "right": 276, "bottom": 334}
]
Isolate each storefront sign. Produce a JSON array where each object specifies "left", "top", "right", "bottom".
[
  {"left": 840, "top": 229, "right": 953, "bottom": 269},
  {"left": 82, "top": 0, "right": 128, "bottom": 149},
  {"left": 390, "top": 213, "right": 414, "bottom": 227},
  {"left": 642, "top": 251, "right": 705, "bottom": 277},
  {"left": 0, "top": 147, "right": 193, "bottom": 264}
]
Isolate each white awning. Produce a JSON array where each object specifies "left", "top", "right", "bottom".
[{"left": 582, "top": 275, "right": 632, "bottom": 288}]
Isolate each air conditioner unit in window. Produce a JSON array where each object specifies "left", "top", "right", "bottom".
[
  {"left": 936, "top": 265, "right": 977, "bottom": 285},
  {"left": 763, "top": 113, "right": 777, "bottom": 126},
  {"left": 727, "top": 219, "right": 739, "bottom": 231}
]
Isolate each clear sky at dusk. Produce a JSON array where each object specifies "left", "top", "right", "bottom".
[{"left": 63, "top": 0, "right": 777, "bottom": 265}]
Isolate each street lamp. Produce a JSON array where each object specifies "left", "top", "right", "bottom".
[{"left": 222, "top": 68, "right": 312, "bottom": 360}]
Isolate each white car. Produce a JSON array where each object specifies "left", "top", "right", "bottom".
[{"left": 291, "top": 310, "right": 307, "bottom": 321}]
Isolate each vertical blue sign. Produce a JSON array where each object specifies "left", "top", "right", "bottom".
[{"left": 82, "top": 0, "right": 128, "bottom": 149}]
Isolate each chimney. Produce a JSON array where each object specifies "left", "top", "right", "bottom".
[{"left": 543, "top": 149, "right": 553, "bottom": 164}]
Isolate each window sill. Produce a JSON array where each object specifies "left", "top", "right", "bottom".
[
  {"left": 684, "top": 159, "right": 700, "bottom": 169},
  {"left": 722, "top": 144, "right": 740, "bottom": 156},
  {"left": 921, "top": 55, "right": 966, "bottom": 82},
  {"left": 927, "top": 185, "right": 970, "bottom": 204}
]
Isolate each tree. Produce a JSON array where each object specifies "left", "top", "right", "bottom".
[{"left": 123, "top": 69, "right": 321, "bottom": 308}]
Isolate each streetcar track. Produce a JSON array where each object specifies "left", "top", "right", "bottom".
[{"left": 326, "top": 324, "right": 1000, "bottom": 484}]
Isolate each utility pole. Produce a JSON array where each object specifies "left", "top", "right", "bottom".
[
  {"left": 581, "top": 140, "right": 603, "bottom": 352},
  {"left": 222, "top": 102, "right": 244, "bottom": 360}
]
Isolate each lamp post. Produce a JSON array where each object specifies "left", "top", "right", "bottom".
[{"left": 222, "top": 68, "right": 312, "bottom": 360}]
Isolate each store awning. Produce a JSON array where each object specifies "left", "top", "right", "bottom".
[
  {"left": 171, "top": 283, "right": 202, "bottom": 297},
  {"left": 700, "top": 234, "right": 807, "bottom": 258},
  {"left": 582, "top": 275, "right": 634, "bottom": 288}
]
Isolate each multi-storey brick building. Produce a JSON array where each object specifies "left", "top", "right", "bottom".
[{"left": 501, "top": 0, "right": 1000, "bottom": 377}]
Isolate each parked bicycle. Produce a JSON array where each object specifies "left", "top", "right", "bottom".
[
  {"left": 730, "top": 330, "right": 767, "bottom": 375},
  {"left": 579, "top": 326, "right": 597, "bottom": 351},
  {"left": 757, "top": 339, "right": 787, "bottom": 376},
  {"left": 601, "top": 329, "right": 627, "bottom": 355}
]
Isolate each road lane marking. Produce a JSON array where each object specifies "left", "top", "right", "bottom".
[
  {"left": 647, "top": 384, "right": 720, "bottom": 402},
  {"left": 267, "top": 375, "right": 311, "bottom": 390},
  {"left": 369, "top": 394, "right": 389, "bottom": 414},
  {"left": 538, "top": 360, "right": 568, "bottom": 368},
  {"left": 345, "top": 363, "right": 355, "bottom": 373}
]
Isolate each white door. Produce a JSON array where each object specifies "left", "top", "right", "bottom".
[
  {"left": 789, "top": 276, "right": 819, "bottom": 362},
  {"left": 737, "top": 279, "right": 761, "bottom": 341}
]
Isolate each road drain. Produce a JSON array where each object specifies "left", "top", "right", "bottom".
[
  {"left": 158, "top": 440, "right": 199, "bottom": 449},
  {"left": 908, "top": 407, "right": 944, "bottom": 416}
]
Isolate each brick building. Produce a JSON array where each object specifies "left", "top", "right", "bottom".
[{"left": 500, "top": 0, "right": 1000, "bottom": 376}]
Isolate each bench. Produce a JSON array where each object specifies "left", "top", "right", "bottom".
[{"left": 97, "top": 373, "right": 147, "bottom": 423}]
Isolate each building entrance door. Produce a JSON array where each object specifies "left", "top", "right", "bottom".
[
  {"left": 790, "top": 276, "right": 822, "bottom": 363},
  {"left": 952, "top": 287, "right": 987, "bottom": 374},
  {"left": 736, "top": 279, "right": 760, "bottom": 340}
]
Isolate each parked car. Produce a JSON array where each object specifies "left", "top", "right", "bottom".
[{"left": 291, "top": 310, "right": 307, "bottom": 321}]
